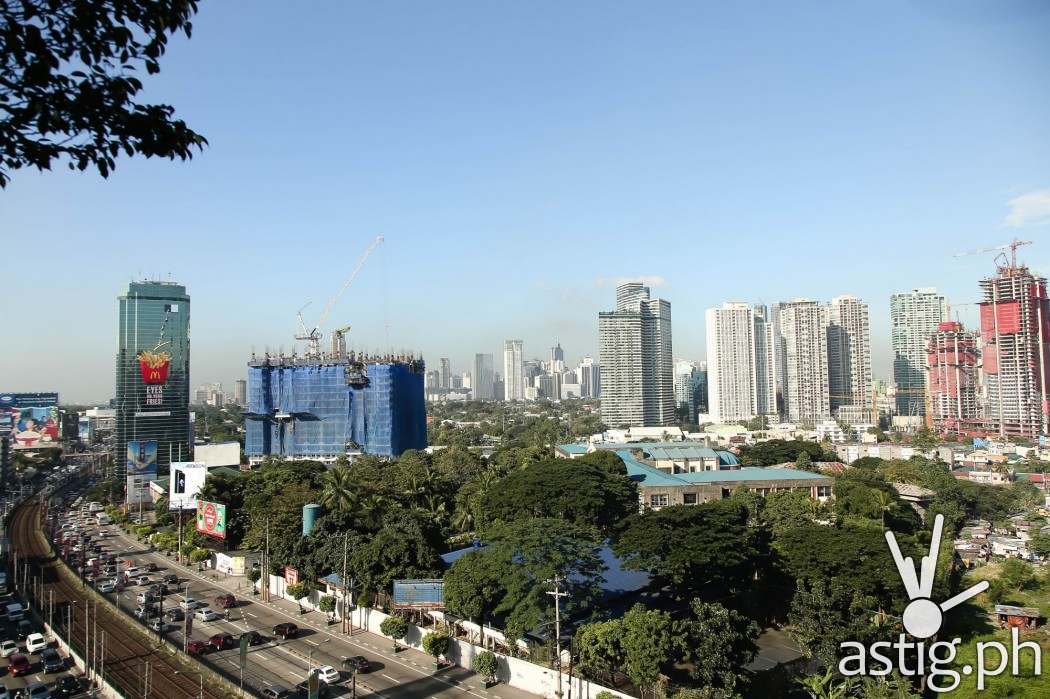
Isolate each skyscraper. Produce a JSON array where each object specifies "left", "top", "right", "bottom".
[
  {"left": 439, "top": 358, "right": 451, "bottom": 389},
  {"left": 926, "top": 321, "right": 980, "bottom": 433},
  {"left": 773, "top": 299, "right": 830, "bottom": 424},
  {"left": 503, "top": 340, "right": 524, "bottom": 401},
  {"left": 578, "top": 356, "right": 601, "bottom": 398},
  {"left": 598, "top": 282, "right": 674, "bottom": 427},
  {"left": 705, "top": 302, "right": 758, "bottom": 422},
  {"left": 473, "top": 353, "right": 495, "bottom": 400},
  {"left": 551, "top": 343, "right": 564, "bottom": 363},
  {"left": 826, "top": 295, "right": 872, "bottom": 415},
  {"left": 115, "top": 280, "right": 191, "bottom": 474},
  {"left": 673, "top": 360, "right": 699, "bottom": 423},
  {"left": 752, "top": 305, "right": 779, "bottom": 418},
  {"left": 891, "top": 288, "right": 948, "bottom": 417},
  {"left": 234, "top": 379, "right": 247, "bottom": 407},
  {"left": 977, "top": 265, "right": 1050, "bottom": 438}
]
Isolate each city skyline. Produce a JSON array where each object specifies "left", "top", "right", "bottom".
[{"left": 3, "top": 1, "right": 1049, "bottom": 402}]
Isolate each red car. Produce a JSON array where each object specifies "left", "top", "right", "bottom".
[
  {"left": 209, "top": 633, "right": 235, "bottom": 651},
  {"left": 186, "top": 640, "right": 209, "bottom": 656},
  {"left": 215, "top": 594, "right": 237, "bottom": 609},
  {"left": 9, "top": 653, "right": 31, "bottom": 676}
]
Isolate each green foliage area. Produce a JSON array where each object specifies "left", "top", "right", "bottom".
[
  {"left": 380, "top": 615, "right": 409, "bottom": 641},
  {"left": 737, "top": 439, "right": 836, "bottom": 467},
  {"left": 831, "top": 470, "right": 920, "bottom": 533},
  {"left": 471, "top": 650, "right": 499, "bottom": 681},
  {"left": 422, "top": 632, "right": 451, "bottom": 660}
]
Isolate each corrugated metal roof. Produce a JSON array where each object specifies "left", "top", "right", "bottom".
[{"left": 614, "top": 450, "right": 826, "bottom": 486}]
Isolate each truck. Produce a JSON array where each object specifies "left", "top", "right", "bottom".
[{"left": 95, "top": 512, "right": 112, "bottom": 525}]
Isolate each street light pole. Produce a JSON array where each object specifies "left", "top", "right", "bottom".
[{"left": 546, "top": 576, "right": 569, "bottom": 699}]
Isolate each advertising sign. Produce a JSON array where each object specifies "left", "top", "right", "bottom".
[
  {"left": 196, "top": 500, "right": 227, "bottom": 540},
  {"left": 126, "top": 440, "right": 158, "bottom": 504},
  {"left": 392, "top": 579, "right": 445, "bottom": 608},
  {"left": 0, "top": 393, "right": 60, "bottom": 445},
  {"left": 169, "top": 462, "right": 208, "bottom": 510},
  {"left": 138, "top": 348, "right": 171, "bottom": 407}
]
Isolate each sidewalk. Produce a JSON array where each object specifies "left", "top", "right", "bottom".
[{"left": 122, "top": 535, "right": 543, "bottom": 699}]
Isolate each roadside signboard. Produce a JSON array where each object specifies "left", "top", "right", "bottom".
[
  {"left": 239, "top": 633, "right": 249, "bottom": 668},
  {"left": 196, "top": 500, "right": 227, "bottom": 540},
  {"left": 392, "top": 579, "right": 445, "bottom": 609}
]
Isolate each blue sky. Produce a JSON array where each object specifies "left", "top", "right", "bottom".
[{"left": 2, "top": 0, "right": 1049, "bottom": 402}]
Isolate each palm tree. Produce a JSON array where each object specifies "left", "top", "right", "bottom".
[
  {"left": 451, "top": 491, "right": 475, "bottom": 533},
  {"left": 319, "top": 466, "right": 355, "bottom": 513},
  {"left": 872, "top": 489, "right": 893, "bottom": 529}
]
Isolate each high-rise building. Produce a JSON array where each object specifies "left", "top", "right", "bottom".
[
  {"left": 473, "top": 353, "right": 495, "bottom": 400},
  {"left": 245, "top": 352, "right": 426, "bottom": 461},
  {"left": 234, "top": 379, "right": 247, "bottom": 407},
  {"left": 673, "top": 360, "right": 700, "bottom": 423},
  {"left": 926, "top": 321, "right": 980, "bottom": 433},
  {"left": 977, "top": 265, "right": 1050, "bottom": 438},
  {"left": 115, "top": 280, "right": 191, "bottom": 473},
  {"left": 578, "top": 356, "right": 601, "bottom": 398},
  {"left": 598, "top": 282, "right": 674, "bottom": 427},
  {"left": 891, "top": 288, "right": 948, "bottom": 417},
  {"left": 551, "top": 343, "right": 564, "bottom": 363},
  {"left": 694, "top": 361, "right": 709, "bottom": 415},
  {"left": 503, "top": 340, "right": 524, "bottom": 401},
  {"left": 705, "top": 302, "right": 759, "bottom": 422},
  {"left": 439, "top": 358, "right": 451, "bottom": 389},
  {"left": 827, "top": 295, "right": 872, "bottom": 416},
  {"left": 773, "top": 299, "right": 830, "bottom": 424},
  {"left": 425, "top": 369, "right": 441, "bottom": 390},
  {"left": 752, "top": 305, "right": 779, "bottom": 417}
]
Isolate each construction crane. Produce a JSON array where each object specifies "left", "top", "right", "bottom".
[
  {"left": 954, "top": 238, "right": 1032, "bottom": 276},
  {"left": 330, "top": 324, "right": 352, "bottom": 357},
  {"left": 295, "top": 235, "right": 385, "bottom": 357}
]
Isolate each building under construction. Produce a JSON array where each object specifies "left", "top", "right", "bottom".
[
  {"left": 244, "top": 349, "right": 426, "bottom": 463},
  {"left": 925, "top": 321, "right": 980, "bottom": 433}
]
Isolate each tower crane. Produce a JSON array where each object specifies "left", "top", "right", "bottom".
[
  {"left": 295, "top": 235, "right": 384, "bottom": 357},
  {"left": 954, "top": 238, "right": 1032, "bottom": 275}
]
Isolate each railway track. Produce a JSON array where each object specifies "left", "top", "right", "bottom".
[{"left": 8, "top": 499, "right": 230, "bottom": 699}]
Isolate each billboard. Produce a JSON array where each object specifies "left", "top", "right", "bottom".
[
  {"left": 169, "top": 462, "right": 208, "bottom": 510},
  {"left": 0, "top": 393, "right": 60, "bottom": 445},
  {"left": 193, "top": 442, "right": 240, "bottom": 467},
  {"left": 196, "top": 500, "right": 227, "bottom": 540},
  {"left": 126, "top": 440, "right": 158, "bottom": 504},
  {"left": 392, "top": 579, "right": 445, "bottom": 608}
]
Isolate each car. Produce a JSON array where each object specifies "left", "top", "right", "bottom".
[
  {"left": 25, "top": 633, "right": 47, "bottom": 654},
  {"left": 147, "top": 618, "right": 166, "bottom": 632},
  {"left": 165, "top": 608, "right": 185, "bottom": 622},
  {"left": 261, "top": 686, "right": 291, "bottom": 699},
  {"left": 8, "top": 653, "right": 31, "bottom": 676},
  {"left": 25, "top": 682, "right": 50, "bottom": 699},
  {"left": 342, "top": 655, "right": 372, "bottom": 674},
  {"left": 123, "top": 567, "right": 141, "bottom": 579},
  {"left": 97, "top": 579, "right": 116, "bottom": 593},
  {"left": 148, "top": 583, "right": 167, "bottom": 596},
  {"left": 16, "top": 620, "right": 32, "bottom": 641},
  {"left": 179, "top": 597, "right": 203, "bottom": 610},
  {"left": 136, "top": 592, "right": 155, "bottom": 605},
  {"left": 144, "top": 562, "right": 158, "bottom": 572},
  {"left": 134, "top": 605, "right": 159, "bottom": 620},
  {"left": 293, "top": 678, "right": 330, "bottom": 698},
  {"left": 315, "top": 666, "right": 340, "bottom": 684},
  {"left": 209, "top": 633, "right": 235, "bottom": 651},
  {"left": 240, "top": 630, "right": 265, "bottom": 646},
  {"left": 195, "top": 608, "right": 222, "bottom": 622},
  {"left": 272, "top": 623, "right": 298, "bottom": 640},
  {"left": 214, "top": 594, "right": 237, "bottom": 609},
  {"left": 163, "top": 574, "right": 179, "bottom": 585},
  {"left": 51, "top": 676, "right": 82, "bottom": 699},
  {"left": 0, "top": 639, "right": 18, "bottom": 657},
  {"left": 186, "top": 640, "right": 209, "bottom": 656},
  {"left": 40, "top": 648, "right": 64, "bottom": 673},
  {"left": 136, "top": 576, "right": 151, "bottom": 586}
]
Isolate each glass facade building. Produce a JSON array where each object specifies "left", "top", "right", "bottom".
[{"left": 115, "top": 281, "right": 191, "bottom": 474}]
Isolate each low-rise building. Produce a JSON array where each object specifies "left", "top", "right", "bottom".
[{"left": 556, "top": 441, "right": 739, "bottom": 473}]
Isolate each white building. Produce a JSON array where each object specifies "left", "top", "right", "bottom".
[
  {"left": 705, "top": 302, "right": 758, "bottom": 422},
  {"left": 773, "top": 299, "right": 830, "bottom": 424},
  {"left": 827, "top": 295, "right": 872, "bottom": 417},
  {"left": 503, "top": 340, "right": 524, "bottom": 401},
  {"left": 598, "top": 282, "right": 674, "bottom": 427},
  {"left": 890, "top": 288, "right": 948, "bottom": 417},
  {"left": 473, "top": 353, "right": 495, "bottom": 401},
  {"left": 578, "top": 356, "right": 601, "bottom": 398}
]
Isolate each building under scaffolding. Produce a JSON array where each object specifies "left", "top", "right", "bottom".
[{"left": 244, "top": 351, "right": 426, "bottom": 463}]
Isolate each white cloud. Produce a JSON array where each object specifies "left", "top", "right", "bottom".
[
  {"left": 1004, "top": 188, "right": 1050, "bottom": 227},
  {"left": 593, "top": 275, "right": 667, "bottom": 288}
]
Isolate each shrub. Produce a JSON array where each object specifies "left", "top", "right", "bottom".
[
  {"left": 472, "top": 650, "right": 498, "bottom": 682},
  {"left": 380, "top": 615, "right": 409, "bottom": 642},
  {"left": 422, "top": 632, "right": 451, "bottom": 661}
]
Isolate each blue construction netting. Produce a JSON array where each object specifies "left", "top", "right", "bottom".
[{"left": 245, "top": 361, "right": 425, "bottom": 459}]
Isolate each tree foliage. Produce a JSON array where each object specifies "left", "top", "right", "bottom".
[
  {"left": 737, "top": 439, "right": 835, "bottom": 467},
  {"left": 0, "top": 0, "right": 208, "bottom": 187},
  {"left": 680, "top": 600, "right": 759, "bottom": 695}
]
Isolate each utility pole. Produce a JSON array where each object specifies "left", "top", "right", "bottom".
[
  {"left": 341, "top": 532, "right": 349, "bottom": 634},
  {"left": 546, "top": 576, "right": 569, "bottom": 699},
  {"left": 263, "top": 518, "right": 270, "bottom": 602}
]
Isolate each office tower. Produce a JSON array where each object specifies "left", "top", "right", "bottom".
[
  {"left": 234, "top": 379, "right": 247, "bottom": 407},
  {"left": 551, "top": 343, "right": 564, "bottom": 363},
  {"left": 694, "top": 361, "right": 709, "bottom": 415},
  {"left": 245, "top": 352, "right": 426, "bottom": 461},
  {"left": 705, "top": 303, "right": 758, "bottom": 422},
  {"left": 578, "top": 356, "right": 601, "bottom": 398},
  {"left": 473, "top": 354, "right": 494, "bottom": 400},
  {"left": 536, "top": 374, "right": 556, "bottom": 400},
  {"left": 978, "top": 265, "right": 1050, "bottom": 438},
  {"left": 673, "top": 360, "right": 699, "bottom": 423},
  {"left": 773, "top": 299, "right": 830, "bottom": 424},
  {"left": 425, "top": 369, "right": 441, "bottom": 390},
  {"left": 493, "top": 374, "right": 504, "bottom": 402},
  {"left": 926, "top": 321, "right": 980, "bottom": 433},
  {"left": 891, "top": 288, "right": 948, "bottom": 417},
  {"left": 439, "top": 358, "right": 451, "bottom": 389},
  {"left": 461, "top": 372, "right": 472, "bottom": 390},
  {"left": 451, "top": 374, "right": 463, "bottom": 389},
  {"left": 752, "top": 305, "right": 779, "bottom": 417},
  {"left": 503, "top": 340, "right": 524, "bottom": 401},
  {"left": 826, "top": 295, "right": 872, "bottom": 415},
  {"left": 598, "top": 282, "right": 674, "bottom": 427},
  {"left": 115, "top": 280, "right": 191, "bottom": 475}
]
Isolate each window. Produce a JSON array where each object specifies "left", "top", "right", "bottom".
[
  {"left": 649, "top": 494, "right": 669, "bottom": 507},
  {"left": 683, "top": 493, "right": 697, "bottom": 505},
  {"left": 817, "top": 485, "right": 832, "bottom": 498}
]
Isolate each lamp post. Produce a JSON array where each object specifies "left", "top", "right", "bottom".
[{"left": 545, "top": 577, "right": 569, "bottom": 699}]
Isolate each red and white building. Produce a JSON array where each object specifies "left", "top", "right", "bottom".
[{"left": 926, "top": 321, "right": 980, "bottom": 433}]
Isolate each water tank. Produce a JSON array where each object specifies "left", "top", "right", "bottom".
[{"left": 302, "top": 503, "right": 321, "bottom": 536}]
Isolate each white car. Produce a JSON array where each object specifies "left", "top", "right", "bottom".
[
  {"left": 195, "top": 608, "right": 221, "bottom": 622},
  {"left": 97, "top": 579, "right": 116, "bottom": 593},
  {"left": 180, "top": 597, "right": 204, "bottom": 611},
  {"left": 316, "top": 666, "right": 341, "bottom": 684},
  {"left": 0, "top": 638, "right": 18, "bottom": 657},
  {"left": 26, "top": 632, "right": 48, "bottom": 653}
]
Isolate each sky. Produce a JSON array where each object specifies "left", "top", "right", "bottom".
[{"left": 1, "top": 0, "right": 1049, "bottom": 403}]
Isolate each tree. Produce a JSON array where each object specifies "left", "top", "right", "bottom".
[
  {"left": 422, "top": 632, "right": 451, "bottom": 665},
  {"left": 472, "top": 650, "right": 499, "bottom": 685},
  {"left": 247, "top": 568, "right": 261, "bottom": 593},
  {"left": 620, "top": 605, "right": 677, "bottom": 699},
  {"left": 188, "top": 547, "right": 210, "bottom": 564},
  {"left": 787, "top": 578, "right": 881, "bottom": 666},
  {"left": 319, "top": 466, "right": 355, "bottom": 513},
  {"left": 443, "top": 549, "right": 508, "bottom": 646},
  {"left": 286, "top": 581, "right": 312, "bottom": 615},
  {"left": 318, "top": 595, "right": 336, "bottom": 623},
  {"left": 910, "top": 427, "right": 938, "bottom": 453},
  {"left": 796, "top": 450, "right": 814, "bottom": 472},
  {"left": 575, "top": 619, "right": 624, "bottom": 686},
  {"left": 999, "top": 558, "right": 1035, "bottom": 592},
  {"left": 763, "top": 489, "right": 817, "bottom": 535},
  {"left": 0, "top": 0, "right": 207, "bottom": 187},
  {"left": 1029, "top": 533, "right": 1050, "bottom": 558},
  {"left": 679, "top": 600, "right": 759, "bottom": 696},
  {"left": 380, "top": 615, "right": 409, "bottom": 650}
]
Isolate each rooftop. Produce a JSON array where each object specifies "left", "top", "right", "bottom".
[{"left": 615, "top": 449, "right": 828, "bottom": 487}]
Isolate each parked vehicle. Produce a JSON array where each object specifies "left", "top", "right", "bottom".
[{"left": 272, "top": 623, "right": 298, "bottom": 640}]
